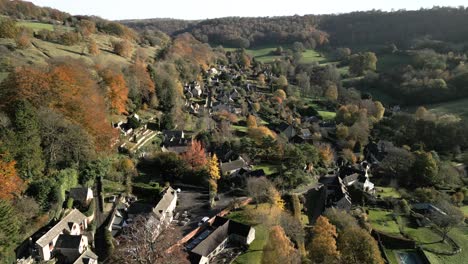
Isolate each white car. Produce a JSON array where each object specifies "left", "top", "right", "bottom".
[{"left": 198, "top": 216, "right": 210, "bottom": 226}]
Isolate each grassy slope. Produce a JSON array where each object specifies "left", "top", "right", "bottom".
[
  {"left": 374, "top": 187, "right": 401, "bottom": 198},
  {"left": 423, "top": 226, "right": 468, "bottom": 264},
  {"left": 368, "top": 209, "right": 401, "bottom": 235},
  {"left": 0, "top": 28, "right": 159, "bottom": 83},
  {"left": 227, "top": 204, "right": 270, "bottom": 264},
  {"left": 226, "top": 46, "right": 327, "bottom": 64},
  {"left": 425, "top": 98, "right": 468, "bottom": 120}
]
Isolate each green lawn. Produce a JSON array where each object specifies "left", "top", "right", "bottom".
[
  {"left": 384, "top": 249, "right": 399, "bottom": 264},
  {"left": 226, "top": 46, "right": 327, "bottom": 64},
  {"left": 299, "top": 49, "right": 327, "bottom": 64},
  {"left": 318, "top": 110, "right": 336, "bottom": 120},
  {"left": 374, "top": 186, "right": 401, "bottom": 198},
  {"left": 425, "top": 98, "right": 468, "bottom": 120},
  {"left": 423, "top": 226, "right": 468, "bottom": 264},
  {"left": 17, "top": 21, "right": 55, "bottom": 32},
  {"left": 252, "top": 163, "right": 279, "bottom": 175},
  {"left": 404, "top": 226, "right": 452, "bottom": 252},
  {"left": 233, "top": 125, "right": 248, "bottom": 133},
  {"left": 368, "top": 209, "right": 401, "bottom": 235},
  {"left": 461, "top": 206, "right": 468, "bottom": 217},
  {"left": 102, "top": 179, "right": 126, "bottom": 194},
  {"left": 227, "top": 204, "right": 269, "bottom": 264}
]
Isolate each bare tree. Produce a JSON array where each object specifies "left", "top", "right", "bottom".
[
  {"left": 246, "top": 177, "right": 273, "bottom": 207},
  {"left": 110, "top": 215, "right": 189, "bottom": 264},
  {"left": 429, "top": 201, "right": 464, "bottom": 242}
]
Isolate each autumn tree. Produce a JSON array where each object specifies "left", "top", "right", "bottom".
[
  {"left": 208, "top": 153, "right": 220, "bottom": 207},
  {"left": 100, "top": 68, "right": 129, "bottom": 114},
  {"left": 309, "top": 216, "right": 340, "bottom": 264},
  {"left": 113, "top": 39, "right": 133, "bottom": 58},
  {"left": 248, "top": 126, "right": 276, "bottom": 145},
  {"left": 247, "top": 115, "right": 258, "bottom": 128},
  {"left": 275, "top": 75, "right": 288, "bottom": 89},
  {"left": 349, "top": 52, "right": 377, "bottom": 76},
  {"left": 0, "top": 59, "right": 117, "bottom": 151},
  {"left": 0, "top": 17, "right": 18, "bottom": 38},
  {"left": 181, "top": 140, "right": 207, "bottom": 170},
  {"left": 257, "top": 73, "right": 266, "bottom": 86},
  {"left": 262, "top": 225, "right": 300, "bottom": 264},
  {"left": 124, "top": 60, "right": 156, "bottom": 110},
  {"left": 324, "top": 83, "right": 338, "bottom": 100},
  {"left": 15, "top": 27, "right": 31, "bottom": 49},
  {"left": 78, "top": 19, "right": 96, "bottom": 37},
  {"left": 88, "top": 39, "right": 100, "bottom": 56},
  {"left": 318, "top": 144, "right": 335, "bottom": 167},
  {"left": 267, "top": 185, "right": 285, "bottom": 210},
  {"left": 0, "top": 148, "right": 24, "bottom": 200},
  {"left": 338, "top": 227, "right": 384, "bottom": 264}
]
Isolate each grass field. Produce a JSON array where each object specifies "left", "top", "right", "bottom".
[
  {"left": 228, "top": 204, "right": 270, "bottom": 264},
  {"left": 462, "top": 206, "right": 468, "bottom": 217},
  {"left": 368, "top": 209, "right": 401, "bottom": 235},
  {"left": 252, "top": 163, "right": 279, "bottom": 175},
  {"left": 374, "top": 187, "right": 401, "bottom": 198},
  {"left": 17, "top": 21, "right": 55, "bottom": 32},
  {"left": 405, "top": 226, "right": 453, "bottom": 252},
  {"left": 423, "top": 226, "right": 468, "bottom": 264},
  {"left": 425, "top": 98, "right": 468, "bottom": 120},
  {"left": 318, "top": 110, "right": 336, "bottom": 120},
  {"left": 226, "top": 46, "right": 327, "bottom": 64}
]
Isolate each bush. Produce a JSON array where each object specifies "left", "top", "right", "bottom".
[
  {"left": 84, "top": 198, "right": 95, "bottom": 217},
  {"left": 113, "top": 40, "right": 133, "bottom": 58},
  {"left": 67, "top": 197, "right": 74, "bottom": 209}
]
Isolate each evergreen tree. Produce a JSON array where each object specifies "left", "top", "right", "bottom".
[{"left": 11, "top": 100, "right": 44, "bottom": 179}]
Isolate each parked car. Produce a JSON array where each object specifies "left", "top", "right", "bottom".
[{"left": 198, "top": 216, "right": 210, "bottom": 226}]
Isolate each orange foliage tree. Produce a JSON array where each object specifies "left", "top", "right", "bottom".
[
  {"left": 100, "top": 68, "right": 129, "bottom": 114},
  {"left": 181, "top": 140, "right": 207, "bottom": 170},
  {"left": 125, "top": 59, "right": 156, "bottom": 103},
  {"left": 309, "top": 216, "right": 340, "bottom": 263},
  {"left": 248, "top": 126, "right": 276, "bottom": 145},
  {"left": 262, "top": 225, "right": 300, "bottom": 264},
  {"left": 0, "top": 150, "right": 24, "bottom": 200},
  {"left": 0, "top": 59, "right": 117, "bottom": 151}
]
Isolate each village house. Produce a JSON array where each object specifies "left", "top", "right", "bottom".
[
  {"left": 338, "top": 162, "right": 375, "bottom": 195},
  {"left": 108, "top": 187, "right": 178, "bottom": 238},
  {"left": 220, "top": 156, "right": 250, "bottom": 177},
  {"left": 53, "top": 234, "right": 89, "bottom": 263},
  {"left": 186, "top": 216, "right": 255, "bottom": 264},
  {"left": 161, "top": 130, "right": 190, "bottom": 154},
  {"left": 34, "top": 209, "right": 89, "bottom": 261},
  {"left": 68, "top": 187, "right": 93, "bottom": 207}
]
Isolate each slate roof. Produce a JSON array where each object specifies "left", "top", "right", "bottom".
[
  {"left": 342, "top": 173, "right": 359, "bottom": 186},
  {"left": 220, "top": 158, "right": 247, "bottom": 173},
  {"left": 162, "top": 130, "right": 184, "bottom": 140},
  {"left": 36, "top": 209, "right": 86, "bottom": 247},
  {"left": 189, "top": 217, "right": 253, "bottom": 258},
  {"left": 72, "top": 249, "right": 98, "bottom": 264},
  {"left": 69, "top": 188, "right": 92, "bottom": 202},
  {"left": 55, "top": 234, "right": 82, "bottom": 249},
  {"left": 153, "top": 186, "right": 176, "bottom": 219}
]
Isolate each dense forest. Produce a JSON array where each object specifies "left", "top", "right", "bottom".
[{"left": 124, "top": 7, "right": 468, "bottom": 49}]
